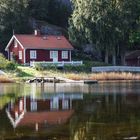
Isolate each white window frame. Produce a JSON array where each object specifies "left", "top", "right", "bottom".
[
  {"left": 19, "top": 51, "right": 22, "bottom": 60},
  {"left": 30, "top": 50, "right": 37, "bottom": 59},
  {"left": 50, "top": 51, "right": 54, "bottom": 59},
  {"left": 14, "top": 39, "right": 17, "bottom": 48},
  {"left": 10, "top": 52, "right": 13, "bottom": 61},
  {"left": 62, "top": 51, "right": 68, "bottom": 59}
]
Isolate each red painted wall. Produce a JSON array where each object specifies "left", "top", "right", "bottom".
[
  {"left": 9, "top": 39, "right": 24, "bottom": 64},
  {"left": 26, "top": 49, "right": 70, "bottom": 64}
]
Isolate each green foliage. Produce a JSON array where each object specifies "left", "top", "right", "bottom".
[
  {"left": 0, "top": 53, "right": 16, "bottom": 70},
  {"left": 0, "top": 0, "right": 71, "bottom": 53},
  {"left": 84, "top": 61, "right": 111, "bottom": 67},
  {"left": 64, "top": 65, "right": 89, "bottom": 72},
  {"left": 5, "top": 61, "right": 16, "bottom": 70},
  {"left": 129, "top": 31, "right": 140, "bottom": 45},
  {"left": 69, "top": 0, "right": 140, "bottom": 64},
  {"left": 34, "top": 63, "right": 57, "bottom": 71},
  {"left": 64, "top": 61, "right": 110, "bottom": 72}
]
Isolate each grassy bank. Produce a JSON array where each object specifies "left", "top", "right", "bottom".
[{"left": 1, "top": 66, "right": 140, "bottom": 82}]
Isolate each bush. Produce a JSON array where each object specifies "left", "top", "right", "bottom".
[
  {"left": 0, "top": 53, "right": 16, "bottom": 70},
  {"left": 64, "top": 64, "right": 90, "bottom": 72},
  {"left": 34, "top": 62, "right": 57, "bottom": 71},
  {"left": 64, "top": 61, "right": 111, "bottom": 73},
  {"left": 5, "top": 61, "right": 16, "bottom": 70},
  {"left": 84, "top": 61, "right": 111, "bottom": 67}
]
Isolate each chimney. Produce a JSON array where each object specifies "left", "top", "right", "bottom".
[{"left": 34, "top": 29, "right": 41, "bottom": 36}]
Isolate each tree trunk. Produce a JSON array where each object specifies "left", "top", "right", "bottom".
[
  {"left": 105, "top": 48, "right": 109, "bottom": 64},
  {"left": 121, "top": 52, "right": 125, "bottom": 66},
  {"left": 112, "top": 48, "right": 116, "bottom": 66},
  {"left": 112, "top": 55, "right": 116, "bottom": 66},
  {"left": 120, "top": 45, "right": 125, "bottom": 65}
]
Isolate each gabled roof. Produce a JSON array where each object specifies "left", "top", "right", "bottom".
[
  {"left": 5, "top": 35, "right": 74, "bottom": 51},
  {"left": 125, "top": 50, "right": 140, "bottom": 60}
]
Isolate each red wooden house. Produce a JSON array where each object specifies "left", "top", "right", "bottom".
[{"left": 5, "top": 30, "right": 74, "bottom": 65}]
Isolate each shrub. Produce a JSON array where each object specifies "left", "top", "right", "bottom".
[
  {"left": 0, "top": 53, "right": 16, "bottom": 70},
  {"left": 64, "top": 64, "right": 90, "bottom": 72},
  {"left": 0, "top": 54, "right": 7, "bottom": 69},
  {"left": 34, "top": 62, "right": 57, "bottom": 71},
  {"left": 5, "top": 61, "right": 16, "bottom": 70}
]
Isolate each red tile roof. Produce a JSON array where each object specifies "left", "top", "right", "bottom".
[{"left": 15, "top": 35, "right": 74, "bottom": 50}]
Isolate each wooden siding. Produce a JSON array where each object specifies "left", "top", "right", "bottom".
[
  {"left": 26, "top": 49, "right": 70, "bottom": 64},
  {"left": 9, "top": 39, "right": 24, "bottom": 64}
]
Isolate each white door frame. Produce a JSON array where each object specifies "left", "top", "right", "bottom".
[{"left": 51, "top": 51, "right": 58, "bottom": 63}]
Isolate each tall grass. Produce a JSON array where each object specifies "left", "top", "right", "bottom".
[
  {"left": 6, "top": 66, "right": 140, "bottom": 82},
  {"left": 0, "top": 75, "right": 13, "bottom": 83},
  {"left": 65, "top": 72, "right": 140, "bottom": 81}
]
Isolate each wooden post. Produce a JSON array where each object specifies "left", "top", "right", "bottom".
[
  {"left": 54, "top": 77, "right": 56, "bottom": 83},
  {"left": 35, "top": 123, "right": 38, "bottom": 131}
]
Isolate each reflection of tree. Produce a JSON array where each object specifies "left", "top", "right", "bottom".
[
  {"left": 0, "top": 94, "right": 16, "bottom": 110},
  {"left": 70, "top": 94, "right": 140, "bottom": 140}
]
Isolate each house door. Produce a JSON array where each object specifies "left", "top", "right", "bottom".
[{"left": 52, "top": 51, "right": 58, "bottom": 63}]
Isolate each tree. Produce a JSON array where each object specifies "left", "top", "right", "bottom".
[
  {"left": 69, "top": 0, "right": 140, "bottom": 65},
  {"left": 0, "top": 0, "right": 32, "bottom": 52}
]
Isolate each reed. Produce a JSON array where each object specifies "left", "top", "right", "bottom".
[
  {"left": 66, "top": 72, "right": 140, "bottom": 81},
  {"left": 0, "top": 75, "right": 13, "bottom": 83}
]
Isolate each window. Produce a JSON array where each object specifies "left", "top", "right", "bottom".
[
  {"left": 14, "top": 39, "right": 17, "bottom": 48},
  {"left": 10, "top": 52, "right": 13, "bottom": 61},
  {"left": 19, "top": 51, "right": 22, "bottom": 59},
  {"left": 62, "top": 51, "right": 68, "bottom": 59},
  {"left": 50, "top": 51, "right": 54, "bottom": 59},
  {"left": 50, "top": 51, "right": 58, "bottom": 59},
  {"left": 30, "top": 50, "right": 37, "bottom": 59}
]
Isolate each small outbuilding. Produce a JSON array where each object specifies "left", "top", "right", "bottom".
[{"left": 125, "top": 50, "right": 140, "bottom": 66}]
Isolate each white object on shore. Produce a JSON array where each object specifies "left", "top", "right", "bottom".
[
  {"left": 123, "top": 136, "right": 138, "bottom": 140},
  {"left": 0, "top": 70, "right": 6, "bottom": 75}
]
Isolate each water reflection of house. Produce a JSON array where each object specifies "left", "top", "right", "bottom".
[{"left": 6, "top": 93, "right": 83, "bottom": 129}]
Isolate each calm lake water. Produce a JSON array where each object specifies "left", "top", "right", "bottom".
[{"left": 0, "top": 81, "right": 140, "bottom": 140}]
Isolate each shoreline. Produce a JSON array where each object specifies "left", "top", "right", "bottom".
[
  {"left": 0, "top": 66, "right": 140, "bottom": 83},
  {"left": 1, "top": 74, "right": 140, "bottom": 84}
]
